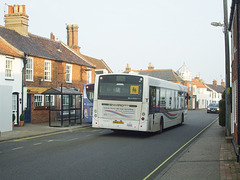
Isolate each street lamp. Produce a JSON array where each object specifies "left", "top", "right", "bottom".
[{"left": 211, "top": 0, "right": 231, "bottom": 137}]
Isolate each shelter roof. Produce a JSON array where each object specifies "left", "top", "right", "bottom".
[{"left": 42, "top": 87, "right": 82, "bottom": 95}]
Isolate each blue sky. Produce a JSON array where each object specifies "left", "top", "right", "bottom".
[{"left": 0, "top": 0, "right": 229, "bottom": 84}]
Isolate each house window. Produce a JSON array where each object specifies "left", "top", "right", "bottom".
[
  {"left": 5, "top": 58, "right": 13, "bottom": 79},
  {"left": 66, "top": 64, "right": 72, "bottom": 83},
  {"left": 87, "top": 69, "right": 91, "bottom": 83},
  {"left": 44, "top": 60, "right": 51, "bottom": 81},
  {"left": 34, "top": 94, "right": 44, "bottom": 106},
  {"left": 213, "top": 93, "right": 216, "bottom": 98},
  {"left": 46, "top": 95, "right": 54, "bottom": 106},
  {"left": 26, "top": 57, "right": 33, "bottom": 81}
]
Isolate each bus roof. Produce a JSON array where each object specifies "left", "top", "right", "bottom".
[{"left": 97, "top": 73, "right": 188, "bottom": 92}]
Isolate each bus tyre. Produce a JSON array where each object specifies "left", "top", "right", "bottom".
[
  {"left": 157, "top": 118, "right": 163, "bottom": 134},
  {"left": 180, "top": 114, "right": 184, "bottom": 126}
]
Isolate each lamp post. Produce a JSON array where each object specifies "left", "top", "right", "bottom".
[{"left": 211, "top": 0, "right": 231, "bottom": 137}]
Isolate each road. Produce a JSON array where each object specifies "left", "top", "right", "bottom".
[{"left": 0, "top": 110, "right": 218, "bottom": 180}]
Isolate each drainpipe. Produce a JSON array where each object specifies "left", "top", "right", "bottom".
[
  {"left": 236, "top": 0, "right": 240, "bottom": 162},
  {"left": 22, "top": 54, "right": 27, "bottom": 114}
]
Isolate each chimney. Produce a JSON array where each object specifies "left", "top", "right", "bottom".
[
  {"left": 195, "top": 76, "right": 200, "bottom": 80},
  {"left": 125, "top": 64, "right": 131, "bottom": 71},
  {"left": 5, "top": 5, "right": 29, "bottom": 36},
  {"left": 221, "top": 79, "right": 225, "bottom": 87},
  {"left": 50, "top": 32, "right": 55, "bottom": 41},
  {"left": 213, "top": 80, "right": 217, "bottom": 86},
  {"left": 67, "top": 24, "right": 80, "bottom": 53},
  {"left": 148, "top": 62, "right": 154, "bottom": 70}
]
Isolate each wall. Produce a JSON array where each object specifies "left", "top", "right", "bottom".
[
  {"left": 0, "top": 54, "right": 25, "bottom": 123},
  {"left": 0, "top": 85, "right": 12, "bottom": 132}
]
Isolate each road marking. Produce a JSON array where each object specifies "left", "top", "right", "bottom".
[
  {"left": 66, "top": 138, "right": 78, "bottom": 141},
  {"left": 33, "top": 143, "right": 42, "bottom": 146},
  {"left": 12, "top": 146, "right": 23, "bottom": 151},
  {"left": 12, "top": 127, "right": 91, "bottom": 142},
  {"left": 143, "top": 118, "right": 218, "bottom": 180}
]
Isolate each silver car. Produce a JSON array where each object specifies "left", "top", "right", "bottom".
[{"left": 207, "top": 103, "right": 219, "bottom": 113}]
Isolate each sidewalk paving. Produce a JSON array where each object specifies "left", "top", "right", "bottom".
[
  {"left": 155, "top": 120, "right": 240, "bottom": 180},
  {"left": 0, "top": 123, "right": 91, "bottom": 142},
  {"left": 1, "top": 121, "right": 240, "bottom": 180}
]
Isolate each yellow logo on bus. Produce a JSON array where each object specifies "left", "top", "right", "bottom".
[{"left": 130, "top": 85, "right": 139, "bottom": 94}]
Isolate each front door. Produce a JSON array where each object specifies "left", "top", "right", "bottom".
[
  {"left": 12, "top": 93, "right": 19, "bottom": 125},
  {"left": 25, "top": 94, "right": 31, "bottom": 123}
]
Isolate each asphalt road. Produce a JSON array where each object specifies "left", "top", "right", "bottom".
[{"left": 0, "top": 110, "right": 218, "bottom": 180}]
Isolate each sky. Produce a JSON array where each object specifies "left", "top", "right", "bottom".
[{"left": 0, "top": 0, "right": 230, "bottom": 84}]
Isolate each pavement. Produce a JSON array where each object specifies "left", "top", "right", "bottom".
[{"left": 0, "top": 120, "right": 239, "bottom": 180}]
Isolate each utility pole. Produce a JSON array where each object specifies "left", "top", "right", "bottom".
[{"left": 223, "top": 0, "right": 231, "bottom": 137}]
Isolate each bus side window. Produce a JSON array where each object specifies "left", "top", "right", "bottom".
[
  {"left": 160, "top": 88, "right": 166, "bottom": 109},
  {"left": 156, "top": 88, "right": 160, "bottom": 112},
  {"left": 149, "top": 86, "right": 156, "bottom": 114}
]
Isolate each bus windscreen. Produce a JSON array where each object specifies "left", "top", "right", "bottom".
[
  {"left": 86, "top": 84, "right": 94, "bottom": 103},
  {"left": 98, "top": 75, "right": 143, "bottom": 101}
]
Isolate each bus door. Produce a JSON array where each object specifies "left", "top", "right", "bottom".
[{"left": 149, "top": 87, "right": 161, "bottom": 130}]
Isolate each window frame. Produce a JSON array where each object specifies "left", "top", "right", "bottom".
[
  {"left": 66, "top": 64, "right": 72, "bottom": 83},
  {"left": 34, "top": 94, "right": 44, "bottom": 107},
  {"left": 26, "top": 57, "right": 34, "bottom": 81},
  {"left": 5, "top": 58, "right": 13, "bottom": 79},
  {"left": 44, "top": 60, "right": 51, "bottom": 81}
]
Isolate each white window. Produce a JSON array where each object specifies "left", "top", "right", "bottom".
[
  {"left": 44, "top": 60, "right": 51, "bottom": 81},
  {"left": 26, "top": 57, "right": 33, "bottom": 81},
  {"left": 34, "top": 94, "right": 44, "bottom": 107},
  {"left": 5, "top": 58, "right": 13, "bottom": 79},
  {"left": 213, "top": 92, "right": 216, "bottom": 98},
  {"left": 66, "top": 64, "right": 72, "bottom": 83},
  {"left": 87, "top": 69, "right": 91, "bottom": 83},
  {"left": 46, "top": 95, "right": 55, "bottom": 106}
]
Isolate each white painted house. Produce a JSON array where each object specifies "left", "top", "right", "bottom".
[
  {"left": 0, "top": 39, "right": 27, "bottom": 132},
  {"left": 192, "top": 77, "right": 210, "bottom": 109}
]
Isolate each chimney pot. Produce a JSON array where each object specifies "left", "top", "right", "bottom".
[
  {"left": 50, "top": 32, "right": 55, "bottom": 40},
  {"left": 5, "top": 5, "right": 28, "bottom": 36},
  {"left": 148, "top": 62, "right": 154, "bottom": 70},
  {"left": 213, "top": 80, "right": 217, "bottom": 86},
  {"left": 125, "top": 64, "right": 131, "bottom": 71},
  {"left": 66, "top": 24, "right": 80, "bottom": 53}
]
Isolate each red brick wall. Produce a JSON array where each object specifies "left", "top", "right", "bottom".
[{"left": 26, "top": 56, "right": 95, "bottom": 124}]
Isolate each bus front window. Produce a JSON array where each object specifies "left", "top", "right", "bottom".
[{"left": 86, "top": 84, "right": 94, "bottom": 103}]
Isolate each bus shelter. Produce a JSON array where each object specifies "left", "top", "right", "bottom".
[{"left": 42, "top": 87, "right": 82, "bottom": 127}]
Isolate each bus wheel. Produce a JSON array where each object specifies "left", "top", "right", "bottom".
[
  {"left": 180, "top": 114, "right": 184, "bottom": 126},
  {"left": 157, "top": 117, "right": 163, "bottom": 134}
]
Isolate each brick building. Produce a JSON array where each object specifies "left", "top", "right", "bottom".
[
  {"left": 0, "top": 5, "right": 96, "bottom": 124},
  {"left": 229, "top": 0, "right": 240, "bottom": 160}
]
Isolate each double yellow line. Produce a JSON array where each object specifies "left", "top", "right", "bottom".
[{"left": 143, "top": 118, "right": 218, "bottom": 180}]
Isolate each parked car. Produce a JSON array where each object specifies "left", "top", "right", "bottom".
[{"left": 207, "top": 103, "right": 219, "bottom": 113}]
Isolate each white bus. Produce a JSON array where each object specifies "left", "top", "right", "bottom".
[{"left": 92, "top": 74, "right": 188, "bottom": 133}]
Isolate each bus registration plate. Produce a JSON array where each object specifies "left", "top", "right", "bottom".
[{"left": 113, "top": 120, "right": 124, "bottom": 124}]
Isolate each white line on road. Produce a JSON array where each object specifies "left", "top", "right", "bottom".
[
  {"left": 33, "top": 143, "right": 42, "bottom": 146},
  {"left": 12, "top": 147, "right": 23, "bottom": 151},
  {"left": 66, "top": 138, "right": 78, "bottom": 141}
]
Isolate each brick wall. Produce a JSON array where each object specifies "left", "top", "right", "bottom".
[{"left": 26, "top": 56, "right": 95, "bottom": 124}]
